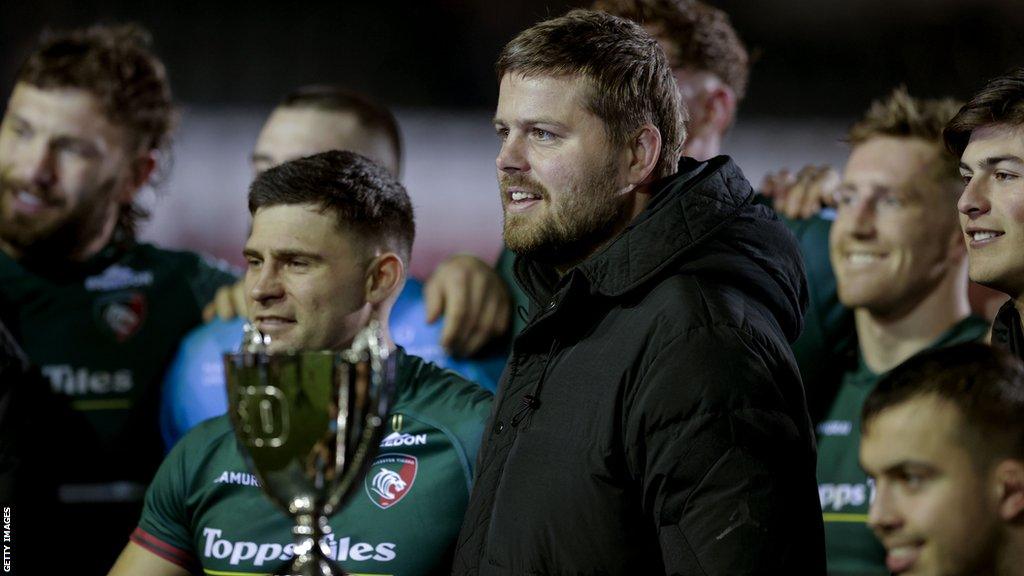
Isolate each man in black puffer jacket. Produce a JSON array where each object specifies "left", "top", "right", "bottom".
[{"left": 452, "top": 9, "right": 824, "bottom": 576}]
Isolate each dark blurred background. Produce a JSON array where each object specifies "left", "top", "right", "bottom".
[{"left": 3, "top": 0, "right": 1023, "bottom": 274}]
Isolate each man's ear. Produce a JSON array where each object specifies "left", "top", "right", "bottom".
[
  {"left": 701, "top": 85, "right": 737, "bottom": 136},
  {"left": 365, "top": 252, "right": 405, "bottom": 306},
  {"left": 626, "top": 124, "right": 663, "bottom": 186},
  {"left": 994, "top": 459, "right": 1024, "bottom": 522},
  {"left": 118, "top": 150, "right": 158, "bottom": 204}
]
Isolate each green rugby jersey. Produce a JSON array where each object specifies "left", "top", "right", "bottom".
[
  {"left": 778, "top": 213, "right": 855, "bottom": 424},
  {"left": 0, "top": 241, "right": 235, "bottom": 573},
  {"left": 134, "top": 350, "right": 492, "bottom": 576},
  {"left": 816, "top": 315, "right": 989, "bottom": 575},
  {"left": 0, "top": 241, "right": 235, "bottom": 486}
]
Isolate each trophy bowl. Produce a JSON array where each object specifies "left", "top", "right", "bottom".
[{"left": 224, "top": 321, "right": 396, "bottom": 575}]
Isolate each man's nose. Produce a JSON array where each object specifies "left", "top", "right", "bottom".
[
  {"left": 248, "top": 265, "right": 283, "bottom": 305},
  {"left": 496, "top": 133, "right": 528, "bottom": 174},
  {"left": 848, "top": 197, "right": 878, "bottom": 238},
  {"left": 13, "top": 138, "right": 57, "bottom": 190},
  {"left": 958, "top": 177, "right": 990, "bottom": 219},
  {"left": 867, "top": 483, "right": 903, "bottom": 536}
]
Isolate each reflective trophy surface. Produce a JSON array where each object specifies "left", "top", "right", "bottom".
[{"left": 224, "top": 321, "right": 396, "bottom": 575}]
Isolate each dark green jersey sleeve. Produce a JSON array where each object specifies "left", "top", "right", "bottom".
[
  {"left": 778, "top": 213, "right": 855, "bottom": 423},
  {"left": 496, "top": 248, "right": 530, "bottom": 339}
]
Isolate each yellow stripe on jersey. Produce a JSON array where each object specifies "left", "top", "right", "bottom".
[
  {"left": 71, "top": 398, "right": 132, "bottom": 410},
  {"left": 823, "top": 512, "right": 870, "bottom": 523}
]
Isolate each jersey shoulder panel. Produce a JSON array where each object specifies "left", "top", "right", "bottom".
[
  {"left": 127, "top": 243, "right": 239, "bottom": 307},
  {"left": 394, "top": 353, "right": 492, "bottom": 473}
]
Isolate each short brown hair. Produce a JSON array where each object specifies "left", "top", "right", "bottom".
[
  {"left": 17, "top": 23, "right": 176, "bottom": 240},
  {"left": 943, "top": 68, "right": 1024, "bottom": 159},
  {"left": 249, "top": 150, "right": 415, "bottom": 266},
  {"left": 848, "top": 87, "right": 963, "bottom": 192},
  {"left": 279, "top": 86, "right": 403, "bottom": 175},
  {"left": 592, "top": 0, "right": 750, "bottom": 101},
  {"left": 863, "top": 342, "right": 1024, "bottom": 466},
  {"left": 497, "top": 9, "right": 684, "bottom": 179}
]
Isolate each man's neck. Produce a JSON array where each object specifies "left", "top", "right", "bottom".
[{"left": 856, "top": 269, "right": 971, "bottom": 374}]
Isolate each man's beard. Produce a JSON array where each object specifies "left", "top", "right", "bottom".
[
  {"left": 0, "top": 171, "right": 120, "bottom": 262},
  {"left": 501, "top": 159, "right": 630, "bottom": 269}
]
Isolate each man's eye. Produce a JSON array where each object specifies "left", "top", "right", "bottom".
[
  {"left": 994, "top": 171, "right": 1018, "bottom": 182},
  {"left": 960, "top": 173, "right": 972, "bottom": 185},
  {"left": 897, "top": 470, "right": 930, "bottom": 492},
  {"left": 836, "top": 192, "right": 856, "bottom": 206},
  {"left": 245, "top": 258, "right": 262, "bottom": 268},
  {"left": 286, "top": 260, "right": 309, "bottom": 269},
  {"left": 9, "top": 123, "right": 31, "bottom": 139},
  {"left": 56, "top": 140, "right": 96, "bottom": 158},
  {"left": 495, "top": 127, "right": 509, "bottom": 141},
  {"left": 879, "top": 194, "right": 904, "bottom": 208},
  {"left": 531, "top": 128, "right": 555, "bottom": 141}
]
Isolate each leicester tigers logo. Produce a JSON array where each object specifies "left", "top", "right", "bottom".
[
  {"left": 370, "top": 468, "right": 407, "bottom": 500},
  {"left": 365, "top": 454, "right": 417, "bottom": 509}
]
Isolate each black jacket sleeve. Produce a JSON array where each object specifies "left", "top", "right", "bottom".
[{"left": 624, "top": 324, "right": 825, "bottom": 575}]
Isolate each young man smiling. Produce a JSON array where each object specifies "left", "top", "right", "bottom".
[
  {"left": 945, "top": 69, "right": 1024, "bottom": 358},
  {"left": 801, "top": 90, "right": 991, "bottom": 576},
  {"left": 860, "top": 343, "right": 1024, "bottom": 576},
  {"left": 453, "top": 9, "right": 823, "bottom": 574}
]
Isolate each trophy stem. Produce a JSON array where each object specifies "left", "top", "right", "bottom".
[{"left": 280, "top": 513, "right": 346, "bottom": 576}]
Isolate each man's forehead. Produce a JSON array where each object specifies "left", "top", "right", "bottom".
[
  {"left": 962, "top": 123, "right": 1024, "bottom": 164},
  {"left": 255, "top": 106, "right": 396, "bottom": 173},
  {"left": 5, "top": 82, "right": 124, "bottom": 143},
  {"left": 496, "top": 73, "right": 593, "bottom": 122},
  {"left": 861, "top": 395, "right": 963, "bottom": 468},
  {"left": 844, "top": 136, "right": 943, "bottom": 184},
  {"left": 259, "top": 107, "right": 363, "bottom": 148}
]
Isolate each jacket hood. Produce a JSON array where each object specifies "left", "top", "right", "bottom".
[{"left": 516, "top": 156, "right": 808, "bottom": 342}]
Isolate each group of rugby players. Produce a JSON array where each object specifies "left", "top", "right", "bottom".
[{"left": 1, "top": 1, "right": 1023, "bottom": 575}]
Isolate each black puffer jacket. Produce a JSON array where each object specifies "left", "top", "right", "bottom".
[{"left": 453, "top": 157, "right": 825, "bottom": 575}]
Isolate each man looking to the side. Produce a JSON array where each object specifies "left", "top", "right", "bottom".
[
  {"left": 453, "top": 9, "right": 823, "bottom": 574},
  {"left": 787, "top": 89, "right": 991, "bottom": 575},
  {"left": 108, "top": 150, "right": 492, "bottom": 575},
  {"left": 421, "top": 0, "right": 752, "bottom": 347},
  {"left": 860, "top": 342, "right": 1024, "bottom": 576},
  {"left": 0, "top": 24, "right": 236, "bottom": 572},
  {"left": 945, "top": 68, "right": 1024, "bottom": 359}
]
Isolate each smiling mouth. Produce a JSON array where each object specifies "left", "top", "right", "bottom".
[
  {"left": 510, "top": 190, "right": 541, "bottom": 201},
  {"left": 505, "top": 189, "right": 544, "bottom": 213},
  {"left": 844, "top": 251, "right": 887, "bottom": 265},
  {"left": 967, "top": 230, "right": 1004, "bottom": 243},
  {"left": 7, "top": 189, "right": 54, "bottom": 215},
  {"left": 885, "top": 544, "right": 922, "bottom": 573}
]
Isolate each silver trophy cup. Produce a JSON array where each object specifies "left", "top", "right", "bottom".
[{"left": 224, "top": 321, "right": 395, "bottom": 575}]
